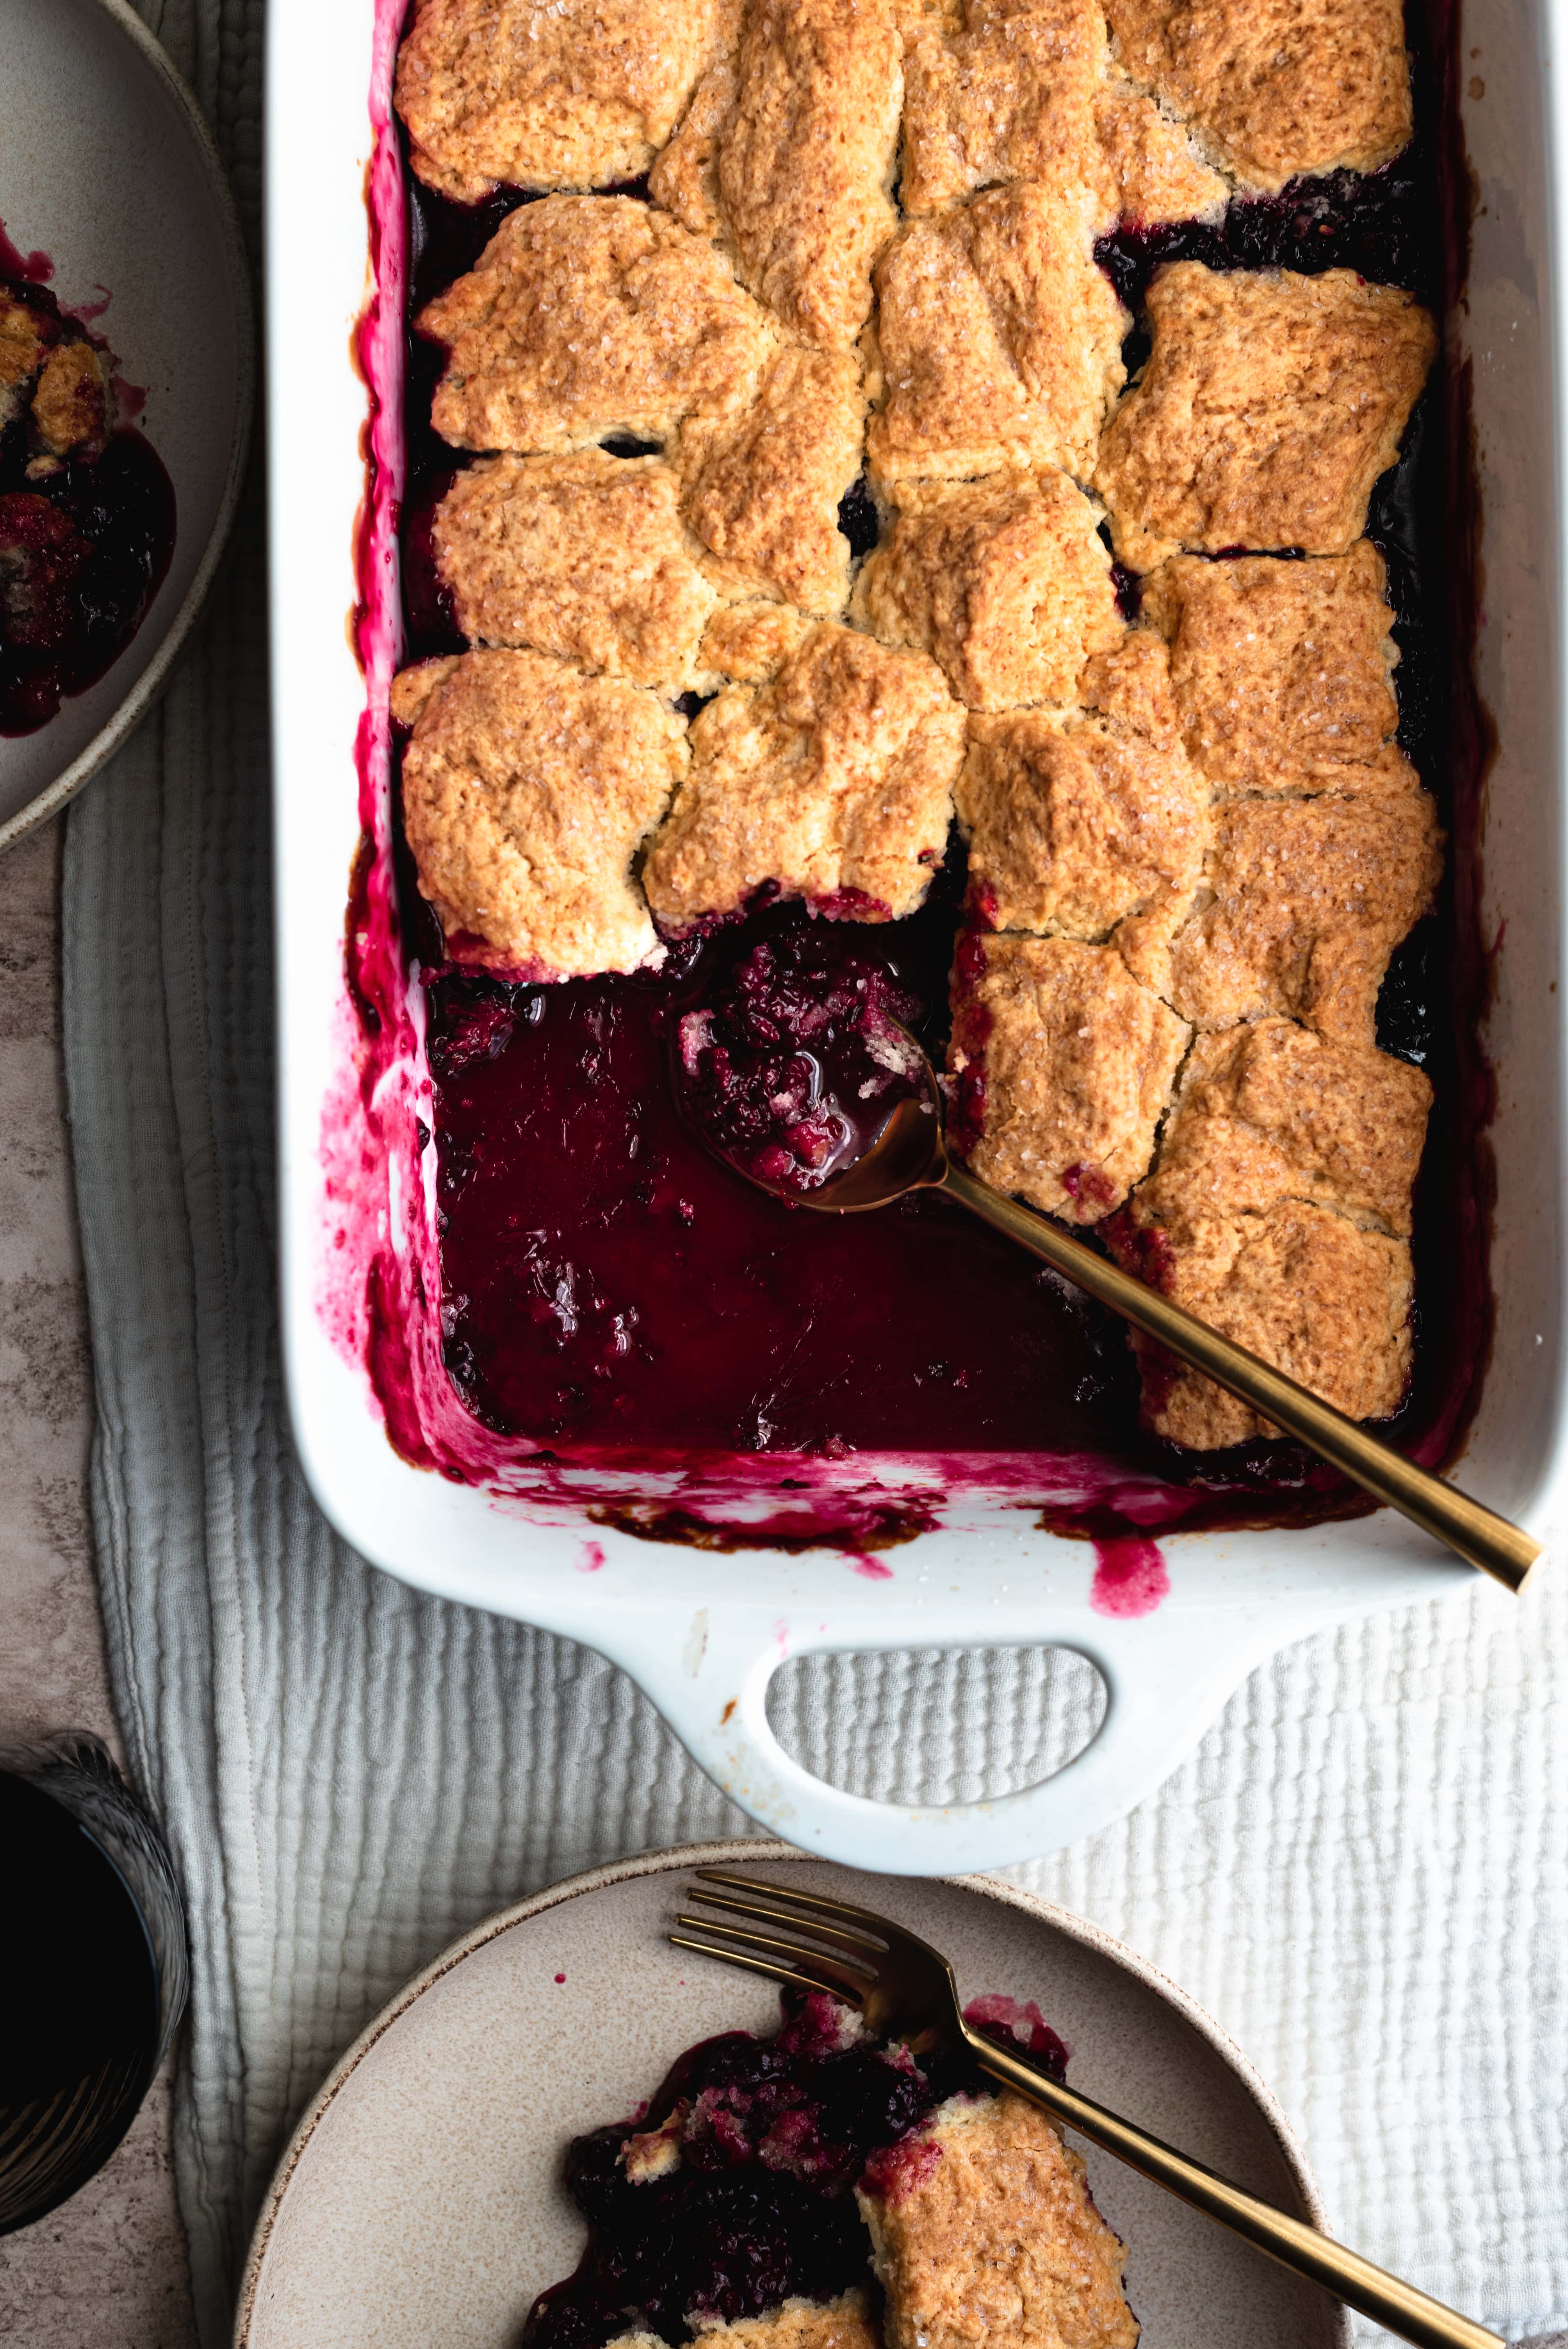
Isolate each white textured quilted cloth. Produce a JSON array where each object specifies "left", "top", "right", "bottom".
[{"left": 68, "top": 5, "right": 1566, "bottom": 2345}]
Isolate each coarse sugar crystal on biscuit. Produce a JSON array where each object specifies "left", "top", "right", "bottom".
[
  {"left": 1138, "top": 1018, "right": 1431, "bottom": 1239},
  {"left": 709, "top": 0, "right": 905, "bottom": 351},
  {"left": 949, "top": 932, "right": 1189, "bottom": 1222},
  {"left": 1131, "top": 778, "right": 1443, "bottom": 1046},
  {"left": 1094, "top": 264, "right": 1436, "bottom": 570},
  {"left": 1105, "top": 0, "right": 1412, "bottom": 191},
  {"left": 419, "top": 196, "right": 776, "bottom": 458},
  {"left": 642, "top": 623, "right": 964, "bottom": 929},
  {"left": 1110, "top": 1195, "right": 1416, "bottom": 1447},
  {"left": 392, "top": 648, "right": 686, "bottom": 980},
  {"left": 1139, "top": 542, "right": 1408, "bottom": 793},
  {"left": 676, "top": 345, "right": 868, "bottom": 614},
  {"left": 393, "top": 0, "right": 740, "bottom": 203},
  {"left": 956, "top": 708, "right": 1209, "bottom": 972},
  {"left": 856, "top": 2092, "right": 1140, "bottom": 2349},
  {"left": 867, "top": 183, "right": 1129, "bottom": 490},
  {"left": 898, "top": 0, "right": 1109, "bottom": 218},
  {"left": 850, "top": 471, "right": 1124, "bottom": 710},
  {"left": 429, "top": 452, "right": 719, "bottom": 691}
]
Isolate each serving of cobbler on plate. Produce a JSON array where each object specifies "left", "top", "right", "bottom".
[
  {"left": 524, "top": 1987, "right": 1139, "bottom": 2349},
  {"left": 367, "top": 0, "right": 1491, "bottom": 1537}
]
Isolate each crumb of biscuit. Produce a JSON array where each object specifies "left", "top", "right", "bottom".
[
  {"left": 394, "top": 0, "right": 740, "bottom": 202},
  {"left": 698, "top": 601, "right": 815, "bottom": 681},
  {"left": 1139, "top": 1018, "right": 1431, "bottom": 1239},
  {"left": 1105, "top": 0, "right": 1412, "bottom": 191},
  {"left": 1139, "top": 544, "right": 1405, "bottom": 793},
  {"left": 851, "top": 471, "right": 1123, "bottom": 710},
  {"left": 1094, "top": 264, "right": 1436, "bottom": 570},
  {"left": 30, "top": 339, "right": 110, "bottom": 458},
  {"left": 677, "top": 345, "right": 867, "bottom": 614},
  {"left": 419, "top": 196, "right": 775, "bottom": 457},
  {"left": 0, "top": 294, "right": 51, "bottom": 431},
  {"left": 620, "top": 2106, "right": 685, "bottom": 2183},
  {"left": 715, "top": 0, "right": 903, "bottom": 350},
  {"left": 898, "top": 0, "right": 1108, "bottom": 219},
  {"left": 684, "top": 2296, "right": 881, "bottom": 2349},
  {"left": 431, "top": 452, "right": 719, "bottom": 690},
  {"left": 1092, "top": 79, "right": 1230, "bottom": 226},
  {"left": 1131, "top": 779, "right": 1443, "bottom": 1045},
  {"left": 857, "top": 2092, "right": 1140, "bottom": 2349},
  {"left": 868, "top": 184, "right": 1128, "bottom": 489},
  {"left": 951, "top": 933, "right": 1189, "bottom": 1223},
  {"left": 958, "top": 708, "right": 1208, "bottom": 966},
  {"left": 1111, "top": 1196, "right": 1415, "bottom": 1446},
  {"left": 643, "top": 623, "right": 963, "bottom": 927},
  {"left": 395, "top": 648, "right": 686, "bottom": 979}
]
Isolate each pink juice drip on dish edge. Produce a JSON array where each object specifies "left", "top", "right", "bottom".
[{"left": 319, "top": 0, "right": 1491, "bottom": 1579}]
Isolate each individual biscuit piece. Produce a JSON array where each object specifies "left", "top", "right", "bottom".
[
  {"left": 868, "top": 184, "right": 1129, "bottom": 488},
  {"left": 0, "top": 293, "right": 51, "bottom": 432},
  {"left": 430, "top": 451, "right": 719, "bottom": 690},
  {"left": 957, "top": 709, "right": 1208, "bottom": 971},
  {"left": 898, "top": 0, "right": 1109, "bottom": 218},
  {"left": 393, "top": 0, "right": 740, "bottom": 202},
  {"left": 677, "top": 345, "right": 867, "bottom": 614},
  {"left": 1140, "top": 543, "right": 1406, "bottom": 792},
  {"left": 949, "top": 933, "right": 1189, "bottom": 1222},
  {"left": 1139, "top": 1019, "right": 1432, "bottom": 1238},
  {"left": 1091, "top": 80, "right": 1229, "bottom": 226},
  {"left": 851, "top": 471, "right": 1124, "bottom": 709},
  {"left": 393, "top": 648, "right": 686, "bottom": 979},
  {"left": 1094, "top": 265, "right": 1436, "bottom": 570},
  {"left": 1105, "top": 0, "right": 1412, "bottom": 191},
  {"left": 30, "top": 339, "right": 110, "bottom": 459},
  {"left": 1132, "top": 780, "right": 1443, "bottom": 1045},
  {"left": 698, "top": 601, "right": 815, "bottom": 681},
  {"left": 643, "top": 623, "right": 964, "bottom": 928},
  {"left": 685, "top": 2296, "right": 882, "bottom": 2349},
  {"left": 1110, "top": 1197, "right": 1416, "bottom": 1446},
  {"left": 857, "top": 2091, "right": 1140, "bottom": 2347},
  {"left": 718, "top": 0, "right": 903, "bottom": 349},
  {"left": 419, "top": 196, "right": 776, "bottom": 456}
]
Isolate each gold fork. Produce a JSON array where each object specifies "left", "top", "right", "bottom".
[{"left": 671, "top": 1869, "right": 1502, "bottom": 2349}]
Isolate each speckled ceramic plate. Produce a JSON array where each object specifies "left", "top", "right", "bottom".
[
  {"left": 236, "top": 1844, "right": 1350, "bottom": 2349},
  {"left": 0, "top": 0, "right": 252, "bottom": 850}
]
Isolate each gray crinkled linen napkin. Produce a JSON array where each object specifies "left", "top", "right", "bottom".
[{"left": 64, "top": 5, "right": 1568, "bottom": 2345}]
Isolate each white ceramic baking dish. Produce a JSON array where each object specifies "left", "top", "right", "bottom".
[{"left": 265, "top": 0, "right": 1567, "bottom": 1874}]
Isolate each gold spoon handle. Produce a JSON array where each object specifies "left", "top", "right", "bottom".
[
  {"left": 941, "top": 1163, "right": 1539, "bottom": 1593},
  {"left": 970, "top": 2034, "right": 1504, "bottom": 2349}
]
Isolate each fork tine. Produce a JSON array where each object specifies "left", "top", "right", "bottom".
[
  {"left": 684, "top": 1887, "right": 886, "bottom": 1959},
  {"left": 668, "top": 1932, "right": 868, "bottom": 2007},
  {"left": 694, "top": 1868, "right": 900, "bottom": 1933},
  {"left": 673, "top": 1912, "right": 876, "bottom": 1993}
]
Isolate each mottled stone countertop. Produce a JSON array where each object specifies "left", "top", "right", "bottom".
[{"left": 0, "top": 818, "right": 197, "bottom": 2347}]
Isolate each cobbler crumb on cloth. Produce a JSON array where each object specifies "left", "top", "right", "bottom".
[{"left": 857, "top": 2092, "right": 1140, "bottom": 2349}]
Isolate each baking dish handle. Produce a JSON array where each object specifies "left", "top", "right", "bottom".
[{"left": 613, "top": 1604, "right": 1261, "bottom": 1875}]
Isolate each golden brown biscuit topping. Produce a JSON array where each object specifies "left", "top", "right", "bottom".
[
  {"left": 1095, "top": 264, "right": 1436, "bottom": 569},
  {"left": 394, "top": 648, "right": 686, "bottom": 979}
]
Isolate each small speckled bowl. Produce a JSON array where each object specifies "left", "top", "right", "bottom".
[
  {"left": 236, "top": 1844, "right": 1351, "bottom": 2349},
  {"left": 0, "top": 0, "right": 252, "bottom": 850}
]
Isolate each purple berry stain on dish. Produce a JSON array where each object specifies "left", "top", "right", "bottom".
[{"left": 1088, "top": 1536, "right": 1171, "bottom": 1620}]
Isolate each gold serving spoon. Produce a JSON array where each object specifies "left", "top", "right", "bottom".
[{"left": 680, "top": 1023, "right": 1538, "bottom": 1593}]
